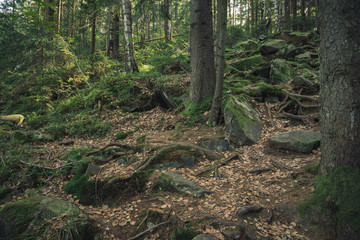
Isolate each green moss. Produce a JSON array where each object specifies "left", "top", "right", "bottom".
[
  {"left": 306, "top": 162, "right": 320, "bottom": 174},
  {"left": 224, "top": 95, "right": 257, "bottom": 129},
  {"left": 115, "top": 131, "right": 132, "bottom": 140},
  {"left": 299, "top": 165, "right": 360, "bottom": 234},
  {"left": 132, "top": 169, "right": 153, "bottom": 189},
  {"left": 231, "top": 54, "right": 265, "bottom": 71},
  {"left": 171, "top": 225, "right": 200, "bottom": 240},
  {"left": 184, "top": 97, "right": 212, "bottom": 116},
  {"left": 64, "top": 174, "right": 95, "bottom": 204}
]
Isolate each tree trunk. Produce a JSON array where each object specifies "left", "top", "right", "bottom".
[
  {"left": 189, "top": 0, "right": 216, "bottom": 102},
  {"left": 285, "top": 0, "right": 290, "bottom": 29},
  {"left": 250, "top": 0, "right": 254, "bottom": 28},
  {"left": 164, "top": 0, "right": 172, "bottom": 41},
  {"left": 113, "top": 12, "right": 120, "bottom": 58},
  {"left": 147, "top": 10, "right": 151, "bottom": 40},
  {"left": 301, "top": 0, "right": 306, "bottom": 31},
  {"left": 57, "top": 0, "right": 62, "bottom": 33},
  {"left": 140, "top": 10, "right": 146, "bottom": 44},
  {"left": 122, "top": 0, "right": 139, "bottom": 72},
  {"left": 255, "top": 0, "right": 258, "bottom": 25},
  {"left": 71, "top": 0, "right": 76, "bottom": 37},
  {"left": 307, "top": 0, "right": 312, "bottom": 17},
  {"left": 90, "top": 10, "right": 96, "bottom": 55},
  {"left": 292, "top": 0, "right": 297, "bottom": 30},
  {"left": 319, "top": 0, "right": 360, "bottom": 174},
  {"left": 209, "top": 0, "right": 227, "bottom": 126},
  {"left": 274, "top": 0, "right": 279, "bottom": 32}
]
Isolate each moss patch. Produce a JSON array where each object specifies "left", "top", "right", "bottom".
[
  {"left": 231, "top": 54, "right": 265, "bottom": 71},
  {"left": 184, "top": 97, "right": 212, "bottom": 117},
  {"left": 299, "top": 165, "right": 360, "bottom": 234}
]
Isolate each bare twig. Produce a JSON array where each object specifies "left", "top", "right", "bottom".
[
  {"left": 129, "top": 221, "right": 170, "bottom": 240},
  {"left": 86, "top": 143, "right": 133, "bottom": 156},
  {"left": 282, "top": 89, "right": 318, "bottom": 102},
  {"left": 196, "top": 153, "right": 242, "bottom": 177},
  {"left": 265, "top": 103, "right": 276, "bottom": 129}
]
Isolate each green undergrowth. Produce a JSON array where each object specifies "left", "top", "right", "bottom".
[
  {"left": 183, "top": 97, "right": 212, "bottom": 123},
  {"left": 171, "top": 222, "right": 200, "bottom": 240},
  {"left": 298, "top": 165, "right": 360, "bottom": 234}
]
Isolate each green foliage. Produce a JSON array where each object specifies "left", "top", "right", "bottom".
[
  {"left": 184, "top": 97, "right": 212, "bottom": 117},
  {"left": 226, "top": 25, "right": 247, "bottom": 48},
  {"left": 116, "top": 131, "right": 132, "bottom": 140},
  {"left": 299, "top": 165, "right": 360, "bottom": 233},
  {"left": 64, "top": 174, "right": 95, "bottom": 203},
  {"left": 171, "top": 224, "right": 200, "bottom": 240}
]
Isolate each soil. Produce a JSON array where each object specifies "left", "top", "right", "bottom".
[{"left": 1, "top": 74, "right": 331, "bottom": 240}]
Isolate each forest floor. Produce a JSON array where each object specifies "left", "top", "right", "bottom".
[{"left": 3, "top": 74, "right": 330, "bottom": 240}]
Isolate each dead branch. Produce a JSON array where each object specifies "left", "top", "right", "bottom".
[
  {"left": 265, "top": 103, "right": 276, "bottom": 129},
  {"left": 129, "top": 221, "right": 170, "bottom": 240},
  {"left": 196, "top": 153, "right": 242, "bottom": 177},
  {"left": 86, "top": 143, "right": 134, "bottom": 156},
  {"left": 20, "top": 160, "right": 72, "bottom": 170},
  {"left": 270, "top": 158, "right": 289, "bottom": 170},
  {"left": 282, "top": 89, "right": 318, "bottom": 102}
]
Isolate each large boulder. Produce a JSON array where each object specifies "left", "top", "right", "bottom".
[
  {"left": 159, "top": 172, "right": 212, "bottom": 198},
  {"left": 200, "top": 136, "right": 232, "bottom": 152},
  {"left": 268, "top": 130, "right": 321, "bottom": 153},
  {"left": 269, "top": 59, "right": 295, "bottom": 83},
  {"left": 276, "top": 31, "right": 311, "bottom": 45},
  {"left": 230, "top": 54, "right": 265, "bottom": 71},
  {"left": 0, "top": 196, "right": 97, "bottom": 239},
  {"left": 260, "top": 39, "right": 287, "bottom": 60},
  {"left": 235, "top": 39, "right": 258, "bottom": 51},
  {"left": 224, "top": 96, "right": 262, "bottom": 146}
]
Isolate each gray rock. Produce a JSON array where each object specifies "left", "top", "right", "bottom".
[
  {"left": 85, "top": 163, "right": 101, "bottom": 176},
  {"left": 159, "top": 172, "right": 212, "bottom": 198},
  {"left": 200, "top": 137, "right": 232, "bottom": 152},
  {"left": 269, "top": 130, "right": 321, "bottom": 153},
  {"left": 224, "top": 96, "right": 262, "bottom": 146},
  {"left": 180, "top": 156, "right": 195, "bottom": 167},
  {"left": 193, "top": 234, "right": 220, "bottom": 240},
  {"left": 269, "top": 59, "right": 295, "bottom": 83},
  {"left": 222, "top": 229, "right": 242, "bottom": 240},
  {"left": 292, "top": 76, "right": 315, "bottom": 88},
  {"left": 295, "top": 51, "right": 312, "bottom": 63},
  {"left": 235, "top": 205, "right": 262, "bottom": 217}
]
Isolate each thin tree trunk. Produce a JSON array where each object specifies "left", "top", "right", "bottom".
[
  {"left": 113, "top": 11, "right": 120, "bottom": 58},
  {"left": 189, "top": 0, "right": 216, "bottom": 102},
  {"left": 147, "top": 10, "right": 151, "bottom": 40},
  {"left": 292, "top": 0, "right": 297, "bottom": 30},
  {"left": 250, "top": 0, "right": 254, "bottom": 28},
  {"left": 307, "top": 0, "right": 312, "bottom": 17},
  {"left": 57, "top": 0, "right": 62, "bottom": 32},
  {"left": 164, "top": 0, "right": 171, "bottom": 41},
  {"left": 71, "top": 0, "right": 76, "bottom": 37},
  {"left": 210, "top": 0, "right": 227, "bottom": 126},
  {"left": 301, "top": 0, "right": 306, "bottom": 31},
  {"left": 255, "top": 0, "right": 258, "bottom": 25},
  {"left": 285, "top": 0, "right": 290, "bottom": 29},
  {"left": 90, "top": 10, "right": 96, "bottom": 54},
  {"left": 274, "top": 0, "right": 279, "bottom": 32},
  {"left": 122, "top": 0, "right": 139, "bottom": 72},
  {"left": 140, "top": 9, "right": 146, "bottom": 44}
]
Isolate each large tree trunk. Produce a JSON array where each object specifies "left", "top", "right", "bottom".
[
  {"left": 189, "top": 0, "right": 216, "bottom": 102},
  {"left": 319, "top": 0, "right": 360, "bottom": 174},
  {"left": 122, "top": 0, "right": 139, "bottom": 72},
  {"left": 164, "top": 0, "right": 172, "bottom": 41},
  {"left": 209, "top": 0, "right": 227, "bottom": 126}
]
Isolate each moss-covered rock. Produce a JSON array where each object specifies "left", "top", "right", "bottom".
[
  {"left": 269, "top": 59, "right": 295, "bottom": 83},
  {"left": 224, "top": 95, "right": 262, "bottom": 146},
  {"left": 268, "top": 130, "right": 321, "bottom": 153},
  {"left": 234, "top": 39, "right": 258, "bottom": 51},
  {"left": 0, "top": 196, "right": 97, "bottom": 239},
  {"left": 158, "top": 172, "right": 212, "bottom": 197},
  {"left": 230, "top": 54, "right": 265, "bottom": 71},
  {"left": 260, "top": 39, "right": 287, "bottom": 59},
  {"left": 295, "top": 51, "right": 312, "bottom": 63}
]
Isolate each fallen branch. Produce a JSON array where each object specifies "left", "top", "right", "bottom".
[
  {"left": 86, "top": 143, "right": 134, "bottom": 156},
  {"left": 129, "top": 221, "right": 170, "bottom": 240},
  {"left": 264, "top": 103, "right": 276, "bottom": 129},
  {"left": 20, "top": 160, "right": 72, "bottom": 170},
  {"left": 282, "top": 89, "right": 318, "bottom": 102},
  {"left": 270, "top": 158, "right": 289, "bottom": 170},
  {"left": 196, "top": 153, "right": 242, "bottom": 177}
]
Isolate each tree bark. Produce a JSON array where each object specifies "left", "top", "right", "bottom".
[
  {"left": 250, "top": 0, "right": 254, "bottom": 28},
  {"left": 113, "top": 11, "right": 120, "bottom": 58},
  {"left": 319, "top": 0, "right": 360, "bottom": 174},
  {"left": 90, "top": 10, "right": 96, "bottom": 55},
  {"left": 164, "top": 0, "right": 172, "bottom": 41},
  {"left": 71, "top": 0, "right": 76, "bottom": 37},
  {"left": 301, "top": 0, "right": 306, "bottom": 31},
  {"left": 57, "top": 0, "right": 62, "bottom": 33},
  {"left": 209, "top": 0, "right": 227, "bottom": 126},
  {"left": 292, "top": 0, "right": 297, "bottom": 30},
  {"left": 285, "top": 0, "right": 290, "bottom": 29},
  {"left": 189, "top": 0, "right": 216, "bottom": 102},
  {"left": 122, "top": 0, "right": 139, "bottom": 72},
  {"left": 274, "top": 0, "right": 279, "bottom": 32}
]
